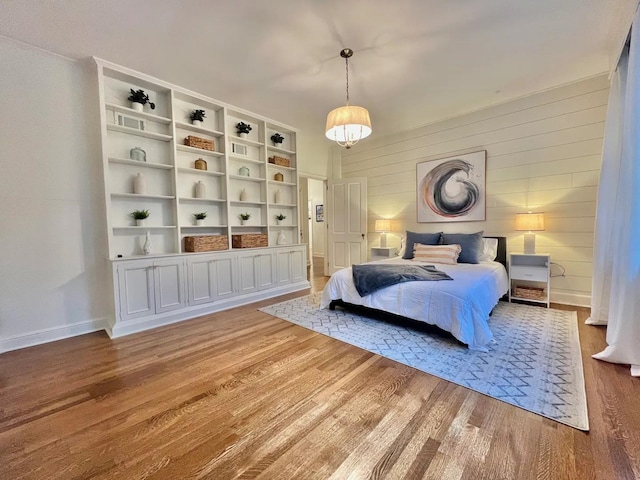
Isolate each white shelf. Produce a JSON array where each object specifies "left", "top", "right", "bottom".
[
  {"left": 178, "top": 197, "right": 226, "bottom": 203},
  {"left": 267, "top": 145, "right": 295, "bottom": 155},
  {"left": 232, "top": 224, "right": 268, "bottom": 228},
  {"left": 268, "top": 180, "right": 296, "bottom": 187},
  {"left": 176, "top": 144, "right": 224, "bottom": 157},
  {"left": 228, "top": 155, "right": 264, "bottom": 165},
  {"left": 177, "top": 167, "right": 225, "bottom": 176},
  {"left": 107, "top": 124, "right": 172, "bottom": 141},
  {"left": 109, "top": 157, "right": 174, "bottom": 170},
  {"left": 105, "top": 103, "right": 172, "bottom": 124},
  {"left": 229, "top": 200, "right": 266, "bottom": 206},
  {"left": 267, "top": 163, "right": 296, "bottom": 171},
  {"left": 174, "top": 121, "right": 223, "bottom": 137},
  {"left": 229, "top": 175, "right": 266, "bottom": 183},
  {"left": 113, "top": 226, "right": 177, "bottom": 231},
  {"left": 111, "top": 193, "right": 175, "bottom": 200},
  {"left": 268, "top": 203, "right": 296, "bottom": 208},
  {"left": 180, "top": 225, "right": 228, "bottom": 229},
  {"left": 229, "top": 135, "right": 263, "bottom": 147},
  {"left": 271, "top": 224, "right": 298, "bottom": 228}
]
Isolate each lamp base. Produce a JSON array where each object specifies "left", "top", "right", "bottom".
[
  {"left": 380, "top": 232, "right": 387, "bottom": 248},
  {"left": 523, "top": 233, "right": 536, "bottom": 254}
]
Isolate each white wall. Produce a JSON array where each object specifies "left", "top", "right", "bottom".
[
  {"left": 308, "top": 178, "right": 325, "bottom": 256},
  {"left": 341, "top": 75, "right": 608, "bottom": 306},
  {"left": 0, "top": 39, "right": 109, "bottom": 352}
]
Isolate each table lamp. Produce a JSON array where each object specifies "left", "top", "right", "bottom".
[
  {"left": 515, "top": 212, "right": 545, "bottom": 254},
  {"left": 375, "top": 219, "right": 391, "bottom": 248}
]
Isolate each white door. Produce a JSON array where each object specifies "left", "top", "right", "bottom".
[
  {"left": 187, "top": 257, "right": 215, "bottom": 306},
  {"left": 290, "top": 247, "right": 306, "bottom": 283},
  {"left": 276, "top": 250, "right": 292, "bottom": 285},
  {"left": 327, "top": 177, "right": 367, "bottom": 274},
  {"left": 212, "top": 254, "right": 236, "bottom": 301},
  {"left": 238, "top": 254, "right": 259, "bottom": 294},
  {"left": 257, "top": 253, "right": 276, "bottom": 290},
  {"left": 117, "top": 260, "right": 155, "bottom": 321},
  {"left": 153, "top": 259, "right": 186, "bottom": 314}
]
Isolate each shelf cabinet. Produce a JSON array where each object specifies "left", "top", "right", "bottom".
[{"left": 508, "top": 253, "right": 551, "bottom": 307}]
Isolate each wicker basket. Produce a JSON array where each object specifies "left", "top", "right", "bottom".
[
  {"left": 268, "top": 156, "right": 291, "bottom": 167},
  {"left": 184, "top": 235, "right": 228, "bottom": 252},
  {"left": 232, "top": 234, "right": 268, "bottom": 248},
  {"left": 194, "top": 158, "right": 207, "bottom": 170},
  {"left": 185, "top": 136, "right": 215, "bottom": 151},
  {"left": 514, "top": 286, "right": 546, "bottom": 300}
]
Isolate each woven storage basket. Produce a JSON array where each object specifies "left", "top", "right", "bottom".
[
  {"left": 514, "top": 286, "right": 545, "bottom": 300},
  {"left": 268, "top": 156, "right": 291, "bottom": 167},
  {"left": 184, "top": 235, "right": 228, "bottom": 252},
  {"left": 185, "top": 136, "right": 215, "bottom": 151},
  {"left": 232, "top": 234, "right": 268, "bottom": 248}
]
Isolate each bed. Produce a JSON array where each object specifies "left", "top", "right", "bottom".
[{"left": 320, "top": 236, "right": 509, "bottom": 351}]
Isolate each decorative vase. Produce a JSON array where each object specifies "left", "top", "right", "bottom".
[
  {"left": 143, "top": 231, "right": 152, "bottom": 255},
  {"left": 194, "top": 181, "right": 206, "bottom": 199},
  {"left": 192, "top": 120, "right": 202, "bottom": 127},
  {"left": 196, "top": 219, "right": 204, "bottom": 226},
  {"left": 239, "top": 188, "right": 247, "bottom": 201},
  {"left": 274, "top": 189, "right": 281, "bottom": 204},
  {"left": 133, "top": 173, "right": 146, "bottom": 195},
  {"left": 194, "top": 158, "right": 207, "bottom": 170},
  {"left": 239, "top": 132, "right": 248, "bottom": 139},
  {"left": 276, "top": 219, "right": 282, "bottom": 226},
  {"left": 131, "top": 101, "right": 144, "bottom": 112},
  {"left": 240, "top": 219, "right": 246, "bottom": 226},
  {"left": 130, "top": 146, "right": 146, "bottom": 162},
  {"left": 136, "top": 219, "right": 146, "bottom": 227},
  {"left": 239, "top": 166, "right": 250, "bottom": 177},
  {"left": 277, "top": 230, "right": 287, "bottom": 245},
  {"left": 274, "top": 172, "right": 284, "bottom": 182}
]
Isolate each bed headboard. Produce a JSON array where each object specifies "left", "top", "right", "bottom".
[{"left": 485, "top": 236, "right": 507, "bottom": 269}]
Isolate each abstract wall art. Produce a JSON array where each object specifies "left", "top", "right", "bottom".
[{"left": 416, "top": 151, "right": 486, "bottom": 222}]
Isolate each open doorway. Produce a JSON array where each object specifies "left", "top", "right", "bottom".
[{"left": 299, "top": 175, "right": 327, "bottom": 277}]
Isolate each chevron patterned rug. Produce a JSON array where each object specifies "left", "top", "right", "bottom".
[{"left": 260, "top": 293, "right": 588, "bottom": 430}]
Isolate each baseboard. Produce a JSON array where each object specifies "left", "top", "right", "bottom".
[
  {"left": 0, "top": 317, "right": 107, "bottom": 354},
  {"left": 550, "top": 291, "right": 591, "bottom": 308}
]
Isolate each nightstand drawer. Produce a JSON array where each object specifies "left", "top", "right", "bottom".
[{"left": 510, "top": 266, "right": 548, "bottom": 282}]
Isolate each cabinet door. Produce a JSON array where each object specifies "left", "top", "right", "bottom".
[
  {"left": 276, "top": 250, "right": 292, "bottom": 285},
  {"left": 257, "top": 253, "right": 276, "bottom": 290},
  {"left": 238, "top": 254, "right": 259, "bottom": 294},
  {"left": 290, "top": 248, "right": 306, "bottom": 283},
  {"left": 153, "top": 259, "right": 186, "bottom": 313},
  {"left": 188, "top": 257, "right": 215, "bottom": 306},
  {"left": 117, "top": 261, "right": 155, "bottom": 321},
  {"left": 213, "top": 254, "right": 236, "bottom": 301}
]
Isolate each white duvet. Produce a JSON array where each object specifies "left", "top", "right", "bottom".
[{"left": 320, "top": 258, "right": 509, "bottom": 351}]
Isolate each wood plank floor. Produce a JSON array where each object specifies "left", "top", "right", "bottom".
[{"left": 1, "top": 268, "right": 639, "bottom": 480}]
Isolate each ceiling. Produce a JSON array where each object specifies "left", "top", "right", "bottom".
[{"left": 0, "top": 0, "right": 624, "bottom": 140}]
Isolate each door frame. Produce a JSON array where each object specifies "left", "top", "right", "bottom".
[{"left": 298, "top": 173, "right": 328, "bottom": 276}]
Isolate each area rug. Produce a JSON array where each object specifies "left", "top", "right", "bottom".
[{"left": 260, "top": 293, "right": 588, "bottom": 430}]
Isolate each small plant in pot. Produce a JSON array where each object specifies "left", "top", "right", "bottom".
[
  {"left": 193, "top": 212, "right": 207, "bottom": 226},
  {"left": 190, "top": 109, "right": 206, "bottom": 126},
  {"left": 239, "top": 212, "right": 251, "bottom": 225},
  {"left": 271, "top": 133, "right": 285, "bottom": 146},
  {"left": 236, "top": 122, "right": 252, "bottom": 137},
  {"left": 128, "top": 89, "right": 155, "bottom": 112},
  {"left": 275, "top": 213, "right": 286, "bottom": 225},
  {"left": 131, "top": 209, "right": 150, "bottom": 226}
]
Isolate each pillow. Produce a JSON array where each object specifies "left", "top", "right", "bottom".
[
  {"left": 397, "top": 235, "right": 406, "bottom": 258},
  {"left": 412, "top": 243, "right": 461, "bottom": 265},
  {"left": 478, "top": 237, "right": 499, "bottom": 262},
  {"left": 402, "top": 231, "right": 442, "bottom": 259},
  {"left": 441, "top": 231, "right": 484, "bottom": 264}
]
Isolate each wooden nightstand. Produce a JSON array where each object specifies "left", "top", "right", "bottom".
[
  {"left": 509, "top": 253, "right": 551, "bottom": 307},
  {"left": 370, "top": 247, "right": 398, "bottom": 261}
]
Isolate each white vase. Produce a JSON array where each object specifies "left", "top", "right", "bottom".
[
  {"left": 277, "top": 230, "right": 287, "bottom": 245},
  {"left": 131, "top": 101, "right": 143, "bottom": 112},
  {"left": 276, "top": 219, "right": 282, "bottom": 226},
  {"left": 239, "top": 132, "right": 248, "bottom": 138},
  {"left": 192, "top": 120, "right": 202, "bottom": 127},
  {"left": 239, "top": 188, "right": 247, "bottom": 201},
  {"left": 274, "top": 189, "right": 281, "bottom": 204},
  {"left": 240, "top": 219, "right": 246, "bottom": 226},
  {"left": 143, "top": 231, "right": 152, "bottom": 255},
  {"left": 196, "top": 219, "right": 204, "bottom": 226},
  {"left": 133, "top": 173, "right": 146, "bottom": 195},
  {"left": 194, "top": 181, "right": 206, "bottom": 199},
  {"left": 136, "top": 219, "right": 146, "bottom": 227}
]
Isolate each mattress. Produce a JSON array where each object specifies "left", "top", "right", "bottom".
[{"left": 320, "top": 258, "right": 509, "bottom": 351}]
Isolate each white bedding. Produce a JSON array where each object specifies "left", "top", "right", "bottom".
[{"left": 320, "top": 258, "right": 509, "bottom": 351}]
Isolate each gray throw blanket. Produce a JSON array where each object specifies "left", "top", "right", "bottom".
[{"left": 352, "top": 264, "right": 453, "bottom": 297}]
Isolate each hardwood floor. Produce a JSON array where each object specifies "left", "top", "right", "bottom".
[{"left": 1, "top": 269, "right": 639, "bottom": 479}]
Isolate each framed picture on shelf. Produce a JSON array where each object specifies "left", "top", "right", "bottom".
[
  {"left": 232, "top": 143, "right": 247, "bottom": 155},
  {"left": 315, "top": 205, "right": 324, "bottom": 222},
  {"left": 416, "top": 150, "right": 486, "bottom": 223}
]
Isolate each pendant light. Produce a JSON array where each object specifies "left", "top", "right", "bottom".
[{"left": 325, "top": 48, "right": 372, "bottom": 149}]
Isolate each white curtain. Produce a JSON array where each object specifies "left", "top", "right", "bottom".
[{"left": 586, "top": 9, "right": 640, "bottom": 377}]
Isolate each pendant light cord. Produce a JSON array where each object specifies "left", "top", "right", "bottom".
[{"left": 345, "top": 55, "right": 350, "bottom": 106}]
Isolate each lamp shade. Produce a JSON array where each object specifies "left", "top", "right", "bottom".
[
  {"left": 515, "top": 212, "right": 545, "bottom": 231},
  {"left": 325, "top": 105, "right": 372, "bottom": 147},
  {"left": 375, "top": 219, "right": 391, "bottom": 232}
]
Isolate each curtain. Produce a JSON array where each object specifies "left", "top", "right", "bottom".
[{"left": 586, "top": 9, "right": 640, "bottom": 377}]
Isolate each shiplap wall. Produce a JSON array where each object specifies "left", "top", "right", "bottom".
[{"left": 341, "top": 75, "right": 609, "bottom": 306}]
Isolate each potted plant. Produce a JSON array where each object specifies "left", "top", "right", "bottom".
[
  {"left": 190, "top": 109, "right": 206, "bottom": 126},
  {"left": 193, "top": 212, "right": 207, "bottom": 226},
  {"left": 127, "top": 89, "right": 155, "bottom": 112},
  {"left": 271, "top": 133, "right": 285, "bottom": 146},
  {"left": 275, "top": 213, "right": 286, "bottom": 225},
  {"left": 130, "top": 209, "right": 150, "bottom": 226},
  {"left": 239, "top": 212, "right": 251, "bottom": 225},
  {"left": 236, "top": 122, "right": 252, "bottom": 138}
]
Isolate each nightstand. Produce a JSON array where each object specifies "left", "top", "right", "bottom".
[
  {"left": 509, "top": 253, "right": 551, "bottom": 307},
  {"left": 370, "top": 247, "right": 398, "bottom": 261}
]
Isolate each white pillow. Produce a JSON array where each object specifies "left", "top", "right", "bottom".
[
  {"left": 397, "top": 235, "right": 406, "bottom": 258},
  {"left": 412, "top": 243, "right": 461, "bottom": 265},
  {"left": 478, "top": 238, "right": 498, "bottom": 262}
]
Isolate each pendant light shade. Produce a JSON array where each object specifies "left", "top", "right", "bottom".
[{"left": 325, "top": 48, "right": 372, "bottom": 149}]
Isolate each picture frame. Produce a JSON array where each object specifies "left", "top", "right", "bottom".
[
  {"left": 115, "top": 112, "right": 145, "bottom": 131},
  {"left": 315, "top": 204, "right": 324, "bottom": 222},
  {"left": 416, "top": 150, "right": 486, "bottom": 222},
  {"left": 231, "top": 143, "right": 247, "bottom": 155}
]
